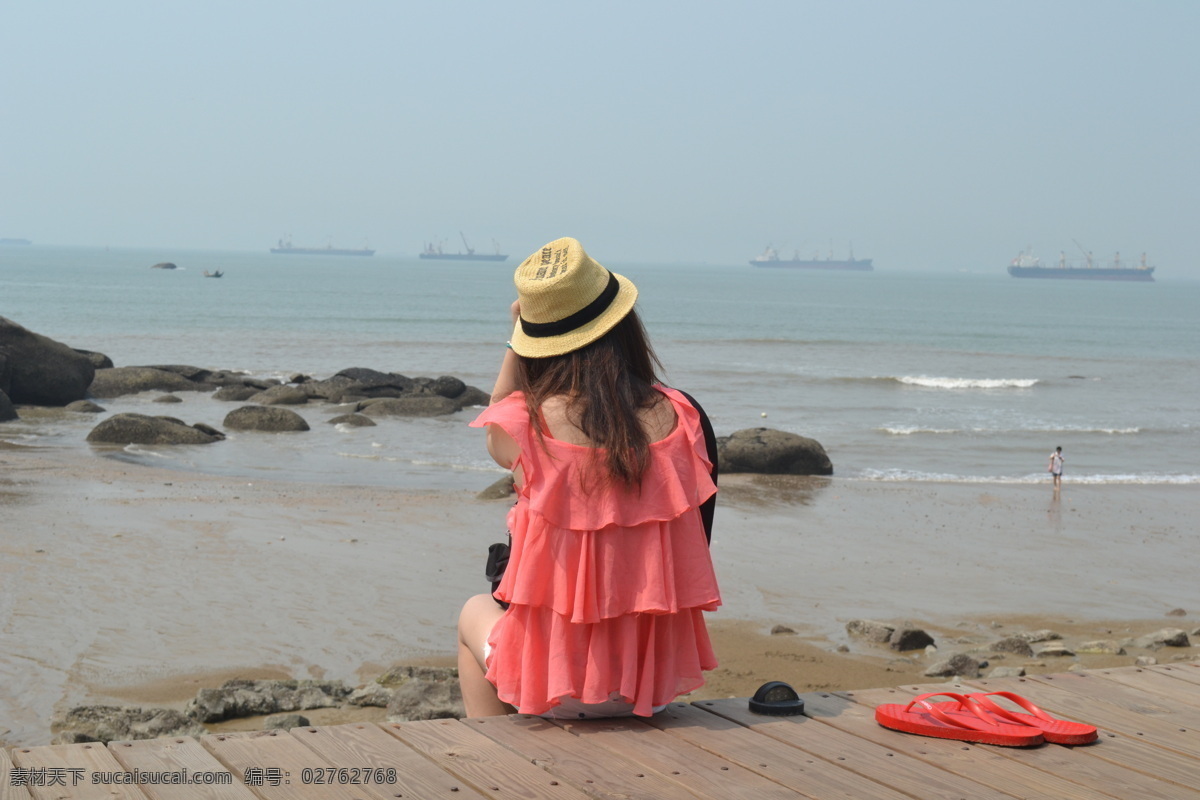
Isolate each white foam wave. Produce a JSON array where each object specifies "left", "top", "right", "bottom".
[
  {"left": 878, "top": 425, "right": 1140, "bottom": 436},
  {"left": 122, "top": 443, "right": 169, "bottom": 459},
  {"left": 854, "top": 469, "right": 1198, "bottom": 485},
  {"left": 894, "top": 376, "right": 1038, "bottom": 390}
]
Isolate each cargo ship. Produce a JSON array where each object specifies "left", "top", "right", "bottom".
[
  {"left": 270, "top": 238, "right": 374, "bottom": 256},
  {"left": 749, "top": 245, "right": 873, "bottom": 271},
  {"left": 419, "top": 233, "right": 508, "bottom": 262},
  {"left": 1007, "top": 248, "right": 1155, "bottom": 282}
]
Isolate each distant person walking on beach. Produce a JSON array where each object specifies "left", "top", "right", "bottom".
[
  {"left": 457, "top": 237, "right": 721, "bottom": 719},
  {"left": 1048, "top": 446, "right": 1064, "bottom": 490}
]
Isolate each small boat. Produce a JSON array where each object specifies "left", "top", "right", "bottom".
[
  {"left": 150, "top": 262, "right": 177, "bottom": 270},
  {"left": 270, "top": 237, "right": 374, "bottom": 256},
  {"left": 419, "top": 233, "right": 508, "bottom": 261},
  {"left": 749, "top": 245, "right": 873, "bottom": 271},
  {"left": 203, "top": 270, "right": 224, "bottom": 278}
]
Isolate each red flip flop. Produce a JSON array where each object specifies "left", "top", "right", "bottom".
[
  {"left": 967, "top": 691, "right": 1098, "bottom": 745},
  {"left": 875, "top": 692, "right": 1045, "bottom": 746}
]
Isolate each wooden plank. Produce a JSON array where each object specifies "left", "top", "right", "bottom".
[
  {"left": 1, "top": 747, "right": 34, "bottom": 800},
  {"left": 10, "top": 742, "right": 148, "bottom": 800},
  {"left": 1147, "top": 663, "right": 1200, "bottom": 687},
  {"left": 287, "top": 723, "right": 489, "bottom": 799},
  {"left": 966, "top": 674, "right": 1200, "bottom": 756},
  {"left": 458, "top": 713, "right": 709, "bottom": 800},
  {"left": 548, "top": 714, "right": 809, "bottom": 800},
  {"left": 668, "top": 700, "right": 1008, "bottom": 800},
  {"left": 107, "top": 737, "right": 256, "bottom": 800},
  {"left": 1026, "top": 670, "right": 1200, "bottom": 720},
  {"left": 792, "top": 690, "right": 1128, "bottom": 800},
  {"left": 877, "top": 679, "right": 1200, "bottom": 795},
  {"left": 380, "top": 718, "right": 591, "bottom": 800},
  {"left": 847, "top": 685, "right": 1200, "bottom": 800},
  {"left": 1087, "top": 666, "right": 1200, "bottom": 709},
  {"left": 200, "top": 730, "right": 360, "bottom": 800}
]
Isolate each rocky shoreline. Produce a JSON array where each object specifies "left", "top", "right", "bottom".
[
  {"left": 47, "top": 617, "right": 1198, "bottom": 745},
  {"left": 51, "top": 666, "right": 463, "bottom": 745},
  {"left": 2, "top": 315, "right": 834, "bottom": 474}
]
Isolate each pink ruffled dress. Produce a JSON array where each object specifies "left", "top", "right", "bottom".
[{"left": 469, "top": 386, "right": 721, "bottom": 717}]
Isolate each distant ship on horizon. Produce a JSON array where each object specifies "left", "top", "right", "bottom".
[
  {"left": 1007, "top": 245, "right": 1155, "bottom": 282},
  {"left": 419, "top": 233, "right": 508, "bottom": 262},
  {"left": 749, "top": 244, "right": 873, "bottom": 271},
  {"left": 270, "top": 237, "right": 374, "bottom": 256}
]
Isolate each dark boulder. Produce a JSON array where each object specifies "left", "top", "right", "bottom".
[
  {"left": 88, "top": 367, "right": 207, "bottom": 398},
  {"left": 142, "top": 364, "right": 216, "bottom": 382},
  {"left": 212, "top": 385, "right": 260, "bottom": 402},
  {"left": 453, "top": 386, "right": 492, "bottom": 409},
  {"left": 717, "top": 428, "right": 833, "bottom": 475},
  {"left": 73, "top": 349, "right": 114, "bottom": 369},
  {"left": 361, "top": 396, "right": 458, "bottom": 417},
  {"left": 328, "top": 413, "right": 376, "bottom": 427},
  {"left": 65, "top": 399, "right": 106, "bottom": 413},
  {"left": 224, "top": 405, "right": 310, "bottom": 432},
  {"left": 477, "top": 474, "right": 515, "bottom": 499},
  {"left": 427, "top": 375, "right": 466, "bottom": 398},
  {"left": 247, "top": 385, "right": 309, "bottom": 405},
  {"left": 150, "top": 262, "right": 177, "bottom": 269},
  {"left": 335, "top": 367, "right": 415, "bottom": 392},
  {"left": 0, "top": 316, "right": 96, "bottom": 405},
  {"left": 86, "top": 413, "right": 222, "bottom": 445},
  {"left": 889, "top": 627, "right": 935, "bottom": 651},
  {"left": 0, "top": 389, "right": 16, "bottom": 422}
]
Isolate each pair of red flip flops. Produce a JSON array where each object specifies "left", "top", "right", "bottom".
[{"left": 875, "top": 691, "right": 1098, "bottom": 746}]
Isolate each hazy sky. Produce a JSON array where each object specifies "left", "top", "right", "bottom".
[{"left": 3, "top": 1, "right": 1197, "bottom": 274}]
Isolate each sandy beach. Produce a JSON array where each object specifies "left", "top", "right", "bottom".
[{"left": 3, "top": 444, "right": 1198, "bottom": 745}]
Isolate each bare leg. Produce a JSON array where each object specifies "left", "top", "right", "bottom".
[{"left": 457, "top": 593, "right": 515, "bottom": 717}]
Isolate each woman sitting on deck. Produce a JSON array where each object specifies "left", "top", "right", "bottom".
[{"left": 457, "top": 237, "right": 721, "bottom": 719}]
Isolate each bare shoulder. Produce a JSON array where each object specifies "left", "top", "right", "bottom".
[{"left": 642, "top": 391, "right": 678, "bottom": 442}]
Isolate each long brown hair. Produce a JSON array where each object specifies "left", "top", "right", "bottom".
[{"left": 515, "top": 308, "right": 664, "bottom": 487}]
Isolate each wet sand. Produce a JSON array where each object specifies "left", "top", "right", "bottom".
[{"left": 2, "top": 445, "right": 1197, "bottom": 745}]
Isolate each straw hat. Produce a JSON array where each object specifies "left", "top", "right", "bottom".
[{"left": 509, "top": 237, "right": 638, "bottom": 358}]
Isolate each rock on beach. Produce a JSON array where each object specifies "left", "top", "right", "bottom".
[
  {"left": 88, "top": 366, "right": 210, "bottom": 398},
  {"left": 0, "top": 316, "right": 97, "bottom": 405},
  {"left": 224, "top": 405, "right": 310, "bottom": 432},
  {"left": 0, "top": 389, "right": 16, "bottom": 422},
  {"left": 86, "top": 413, "right": 223, "bottom": 445},
  {"left": 717, "top": 428, "right": 833, "bottom": 475}
]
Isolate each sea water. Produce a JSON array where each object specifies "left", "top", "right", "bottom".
[{"left": 2, "top": 245, "right": 1197, "bottom": 487}]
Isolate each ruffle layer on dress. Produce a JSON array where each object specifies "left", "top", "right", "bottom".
[
  {"left": 470, "top": 388, "right": 717, "bottom": 531},
  {"left": 487, "top": 605, "right": 718, "bottom": 717},
  {"left": 497, "top": 505, "right": 720, "bottom": 622}
]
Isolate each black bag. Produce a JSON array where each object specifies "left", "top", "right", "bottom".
[
  {"left": 484, "top": 389, "right": 718, "bottom": 600},
  {"left": 485, "top": 537, "right": 511, "bottom": 598}
]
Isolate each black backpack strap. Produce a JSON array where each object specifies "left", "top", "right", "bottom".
[{"left": 675, "top": 389, "right": 717, "bottom": 545}]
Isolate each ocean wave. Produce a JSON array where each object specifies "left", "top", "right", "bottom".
[
  {"left": 893, "top": 376, "right": 1038, "bottom": 390},
  {"left": 854, "top": 469, "right": 1198, "bottom": 485},
  {"left": 122, "top": 444, "right": 169, "bottom": 459},
  {"left": 879, "top": 427, "right": 959, "bottom": 435},
  {"left": 878, "top": 425, "right": 1141, "bottom": 436}
]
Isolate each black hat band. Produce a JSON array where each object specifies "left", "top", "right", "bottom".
[{"left": 519, "top": 271, "right": 620, "bottom": 339}]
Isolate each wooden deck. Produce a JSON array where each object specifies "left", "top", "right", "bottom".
[{"left": 6, "top": 661, "right": 1199, "bottom": 800}]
